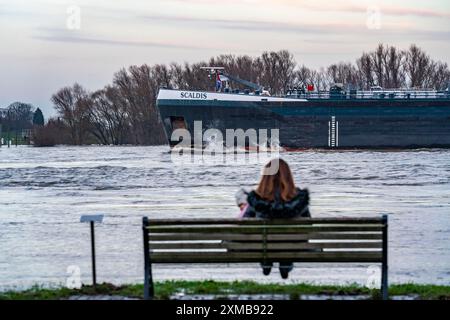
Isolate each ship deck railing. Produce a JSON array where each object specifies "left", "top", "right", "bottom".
[{"left": 285, "top": 90, "right": 450, "bottom": 100}]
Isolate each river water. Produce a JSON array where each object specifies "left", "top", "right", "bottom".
[{"left": 0, "top": 145, "right": 449, "bottom": 290}]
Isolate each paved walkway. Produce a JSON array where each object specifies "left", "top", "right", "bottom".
[
  {"left": 66, "top": 294, "right": 420, "bottom": 300},
  {"left": 67, "top": 295, "right": 139, "bottom": 300}
]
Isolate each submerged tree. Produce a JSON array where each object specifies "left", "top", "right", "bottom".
[
  {"left": 32, "top": 117, "right": 69, "bottom": 147},
  {"left": 113, "top": 65, "right": 167, "bottom": 145},
  {"left": 51, "top": 83, "right": 91, "bottom": 145},
  {"left": 87, "top": 86, "right": 130, "bottom": 145}
]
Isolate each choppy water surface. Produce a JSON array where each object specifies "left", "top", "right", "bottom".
[{"left": 0, "top": 145, "right": 449, "bottom": 290}]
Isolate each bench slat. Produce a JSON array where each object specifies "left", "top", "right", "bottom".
[
  {"left": 147, "top": 225, "right": 382, "bottom": 233},
  {"left": 149, "top": 241, "right": 382, "bottom": 250},
  {"left": 149, "top": 232, "right": 382, "bottom": 241},
  {"left": 146, "top": 218, "right": 383, "bottom": 225},
  {"left": 149, "top": 251, "right": 383, "bottom": 263}
]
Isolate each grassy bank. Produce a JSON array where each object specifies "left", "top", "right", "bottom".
[{"left": 1, "top": 281, "right": 449, "bottom": 300}]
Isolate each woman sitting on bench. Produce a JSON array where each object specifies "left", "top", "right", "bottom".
[{"left": 236, "top": 158, "right": 310, "bottom": 279}]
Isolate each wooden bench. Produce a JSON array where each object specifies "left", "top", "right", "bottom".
[{"left": 142, "top": 215, "right": 388, "bottom": 300}]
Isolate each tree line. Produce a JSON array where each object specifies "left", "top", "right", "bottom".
[
  {"left": 0, "top": 102, "right": 44, "bottom": 145},
  {"left": 32, "top": 43, "right": 450, "bottom": 146}
]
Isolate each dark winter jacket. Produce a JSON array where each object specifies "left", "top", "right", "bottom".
[{"left": 243, "top": 188, "right": 310, "bottom": 219}]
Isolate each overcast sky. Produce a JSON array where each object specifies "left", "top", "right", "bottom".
[{"left": 1, "top": 0, "right": 449, "bottom": 116}]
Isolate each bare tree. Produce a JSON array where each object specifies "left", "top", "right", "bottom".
[
  {"left": 371, "top": 44, "right": 386, "bottom": 87},
  {"left": 405, "top": 44, "right": 431, "bottom": 88},
  {"left": 327, "top": 62, "right": 360, "bottom": 87},
  {"left": 293, "top": 65, "right": 312, "bottom": 88},
  {"left": 85, "top": 91, "right": 109, "bottom": 145},
  {"left": 309, "top": 68, "right": 330, "bottom": 92},
  {"left": 152, "top": 64, "right": 172, "bottom": 89},
  {"left": 256, "top": 50, "right": 296, "bottom": 94},
  {"left": 357, "top": 52, "right": 375, "bottom": 89},
  {"left": 113, "top": 65, "right": 166, "bottom": 145},
  {"left": 275, "top": 50, "right": 296, "bottom": 93},
  {"left": 88, "top": 86, "right": 130, "bottom": 145},
  {"left": 169, "top": 63, "right": 186, "bottom": 89},
  {"left": 425, "top": 61, "right": 450, "bottom": 90},
  {"left": 103, "top": 86, "right": 131, "bottom": 144},
  {"left": 383, "top": 46, "right": 406, "bottom": 88},
  {"left": 51, "top": 83, "right": 90, "bottom": 145}
]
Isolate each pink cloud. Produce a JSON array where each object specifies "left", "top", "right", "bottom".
[
  {"left": 268, "top": 0, "right": 450, "bottom": 19},
  {"left": 168, "top": 0, "right": 450, "bottom": 19}
]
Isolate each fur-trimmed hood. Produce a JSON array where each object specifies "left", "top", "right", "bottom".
[{"left": 243, "top": 188, "right": 310, "bottom": 219}]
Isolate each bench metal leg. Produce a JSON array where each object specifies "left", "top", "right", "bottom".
[
  {"left": 143, "top": 217, "right": 154, "bottom": 300},
  {"left": 144, "top": 263, "right": 154, "bottom": 300},
  {"left": 381, "top": 214, "right": 388, "bottom": 300}
]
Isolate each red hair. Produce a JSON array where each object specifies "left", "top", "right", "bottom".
[{"left": 256, "top": 158, "right": 296, "bottom": 202}]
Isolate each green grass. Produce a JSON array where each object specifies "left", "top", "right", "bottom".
[{"left": 1, "top": 281, "right": 449, "bottom": 300}]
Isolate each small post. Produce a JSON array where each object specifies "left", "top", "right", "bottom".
[
  {"left": 80, "top": 214, "right": 104, "bottom": 288},
  {"left": 90, "top": 221, "right": 96, "bottom": 286}
]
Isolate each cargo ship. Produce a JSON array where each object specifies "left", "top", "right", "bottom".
[{"left": 156, "top": 67, "right": 450, "bottom": 149}]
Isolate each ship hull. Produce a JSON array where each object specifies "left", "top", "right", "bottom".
[{"left": 156, "top": 91, "right": 450, "bottom": 149}]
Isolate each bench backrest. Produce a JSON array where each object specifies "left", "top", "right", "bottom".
[{"left": 143, "top": 216, "right": 388, "bottom": 264}]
